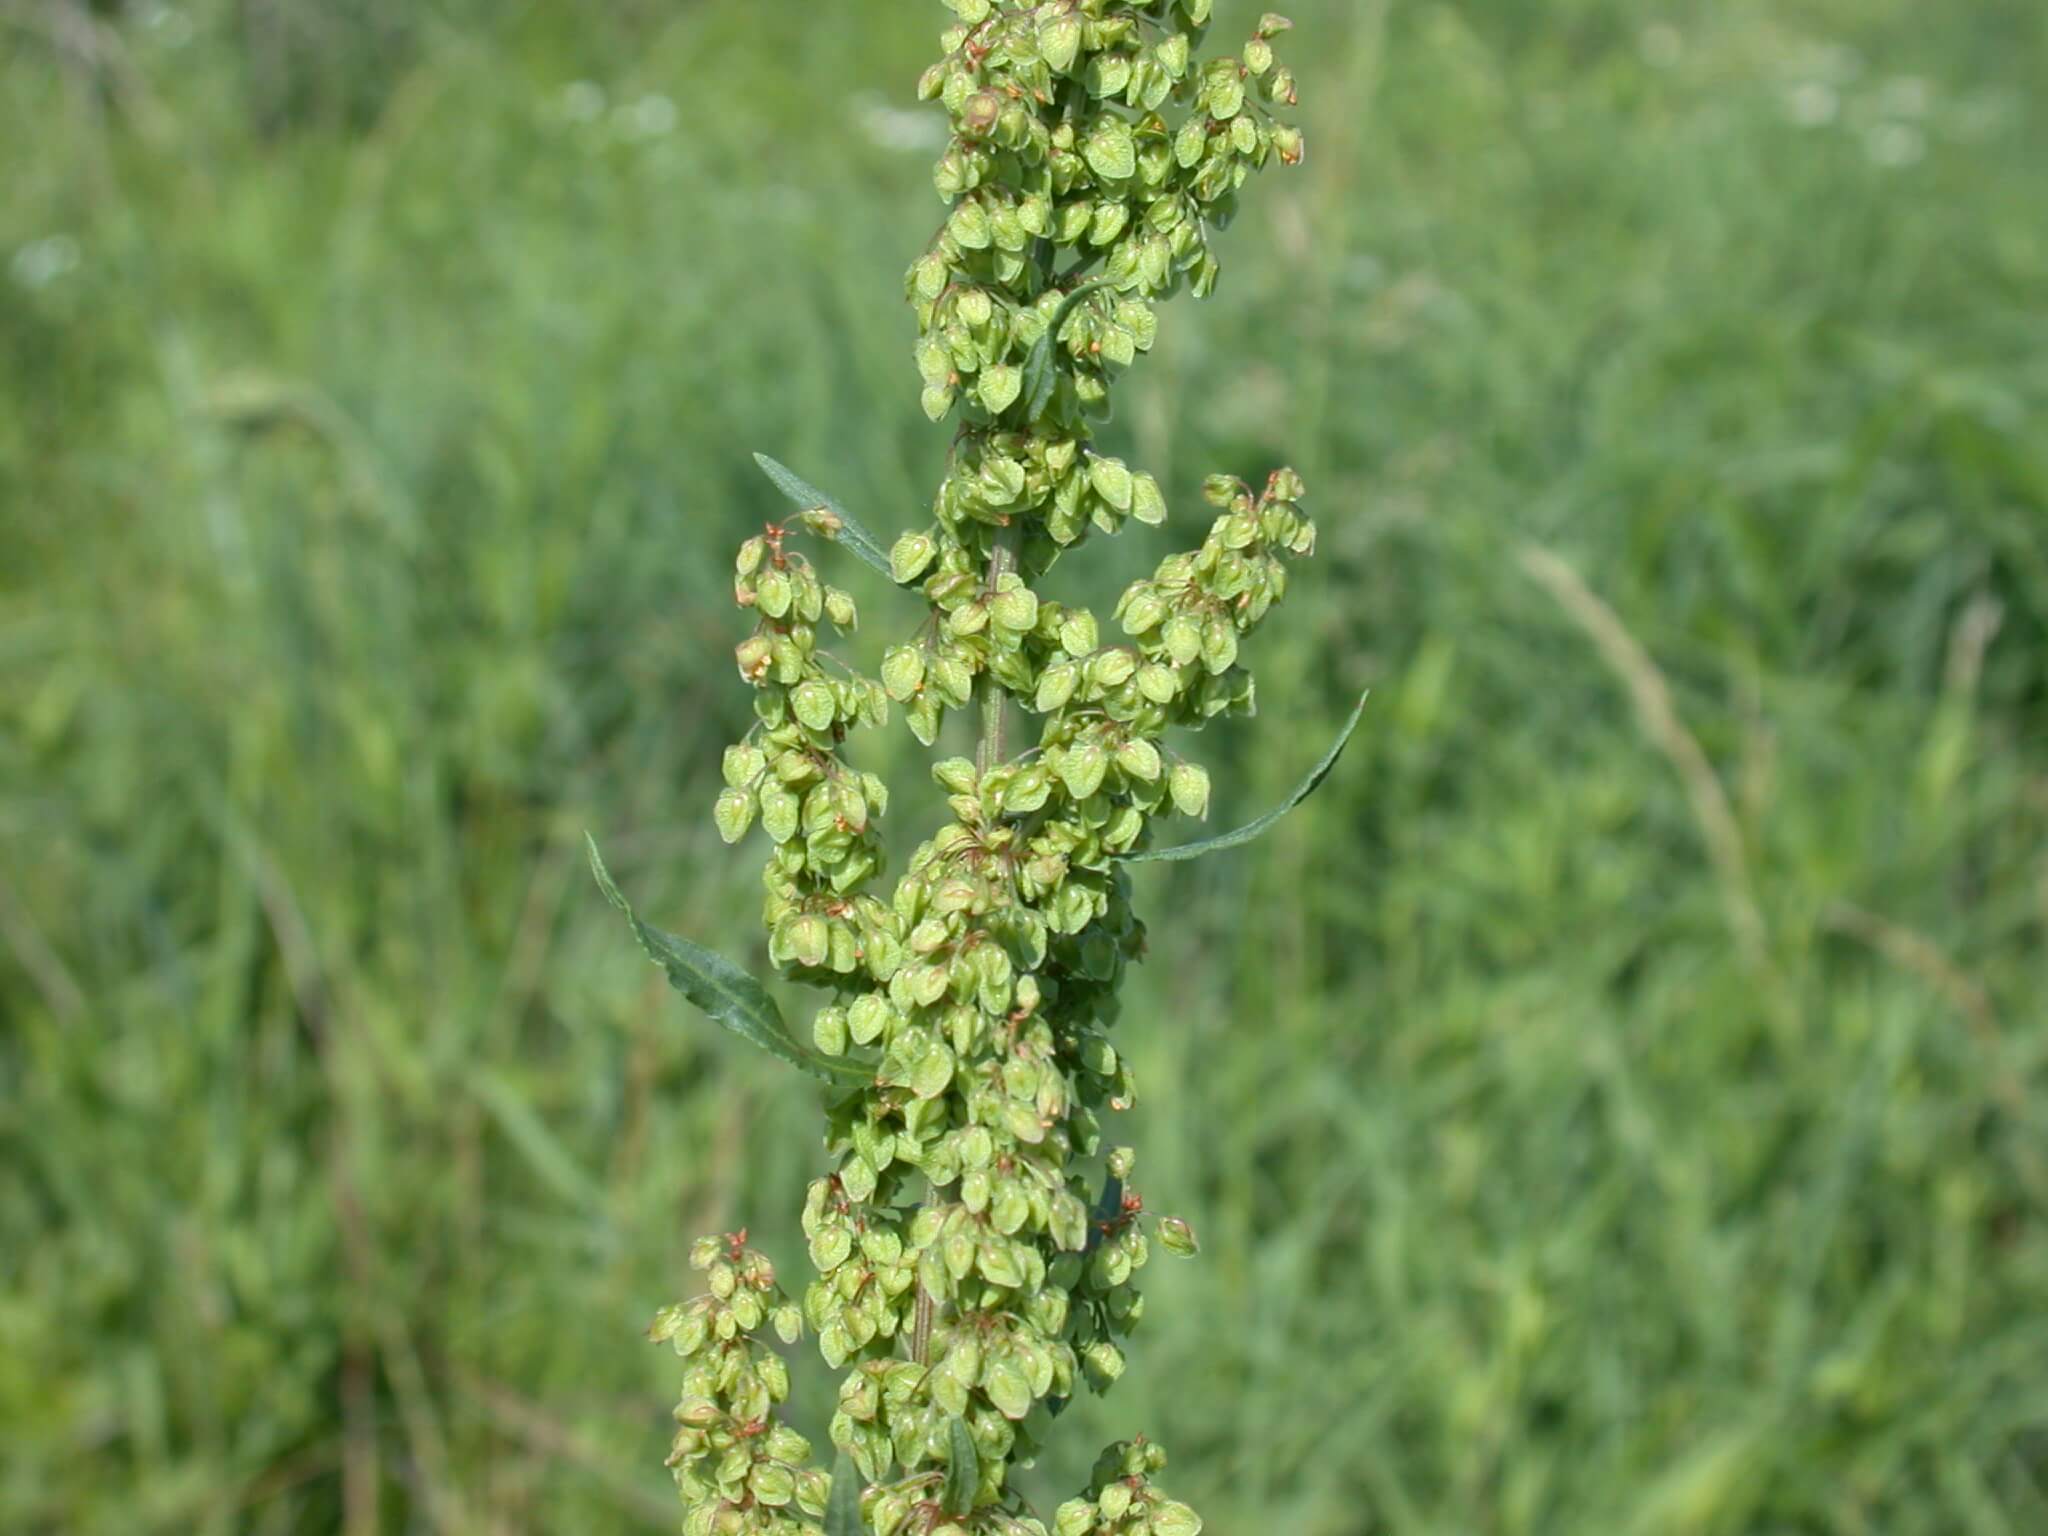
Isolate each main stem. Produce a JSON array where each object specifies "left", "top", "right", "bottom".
[
  {"left": 915, "top": 523, "right": 1022, "bottom": 1370},
  {"left": 975, "top": 520, "right": 1022, "bottom": 777}
]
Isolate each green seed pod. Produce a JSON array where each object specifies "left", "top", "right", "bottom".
[
  {"left": 1115, "top": 738, "right": 1162, "bottom": 782},
  {"left": 1199, "top": 616, "right": 1238, "bottom": 673},
  {"left": 961, "top": 1167, "right": 991, "bottom": 1214},
  {"left": 1083, "top": 1340, "right": 1125, "bottom": 1387},
  {"left": 1090, "top": 650, "right": 1138, "bottom": 690},
  {"left": 1083, "top": 118, "right": 1137, "bottom": 183},
  {"left": 1036, "top": 660, "right": 1081, "bottom": 712},
  {"left": 1087, "top": 456, "right": 1134, "bottom": 511},
  {"left": 734, "top": 634, "right": 774, "bottom": 682},
  {"left": 1059, "top": 742, "right": 1109, "bottom": 801},
  {"left": 714, "top": 787, "right": 757, "bottom": 844},
  {"left": 756, "top": 567, "right": 793, "bottom": 618},
  {"left": 948, "top": 200, "right": 992, "bottom": 250},
  {"left": 723, "top": 743, "right": 766, "bottom": 789},
  {"left": 930, "top": 653, "right": 974, "bottom": 707},
  {"left": 880, "top": 646, "right": 926, "bottom": 703},
  {"left": 788, "top": 914, "right": 829, "bottom": 969},
  {"left": 1136, "top": 663, "right": 1179, "bottom": 704},
  {"left": 985, "top": 1352, "right": 1034, "bottom": 1419},
  {"left": 1167, "top": 762, "right": 1210, "bottom": 818},
  {"left": 1051, "top": 1193, "right": 1089, "bottom": 1252},
  {"left": 1040, "top": 10, "right": 1082, "bottom": 72},
  {"left": 911, "top": 1041, "right": 956, "bottom": 1100},
  {"left": 1089, "top": 200, "right": 1130, "bottom": 247},
  {"left": 990, "top": 584, "right": 1039, "bottom": 633},
  {"left": 760, "top": 784, "right": 800, "bottom": 844},
  {"left": 847, "top": 992, "right": 892, "bottom": 1046},
  {"left": 792, "top": 680, "right": 837, "bottom": 732},
  {"left": 873, "top": 1490, "right": 914, "bottom": 1536},
  {"left": 980, "top": 364, "right": 1023, "bottom": 415},
  {"left": 1120, "top": 586, "right": 1167, "bottom": 635},
  {"left": 1059, "top": 609, "right": 1101, "bottom": 655}
]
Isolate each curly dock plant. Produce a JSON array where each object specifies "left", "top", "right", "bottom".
[{"left": 590, "top": 5, "right": 1360, "bottom": 1532}]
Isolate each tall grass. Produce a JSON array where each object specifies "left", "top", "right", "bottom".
[{"left": 2, "top": 1, "right": 2044, "bottom": 1532}]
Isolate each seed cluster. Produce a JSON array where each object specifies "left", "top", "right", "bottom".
[
  {"left": 666, "top": 5, "right": 1309, "bottom": 1532},
  {"left": 654, "top": 1235, "right": 831, "bottom": 1530}
]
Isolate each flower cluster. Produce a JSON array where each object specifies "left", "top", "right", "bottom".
[{"left": 654, "top": 5, "right": 1310, "bottom": 1532}]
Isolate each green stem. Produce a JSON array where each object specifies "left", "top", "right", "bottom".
[
  {"left": 975, "top": 522, "right": 1021, "bottom": 777},
  {"left": 913, "top": 1210, "right": 936, "bottom": 1366},
  {"left": 917, "top": 532, "right": 1023, "bottom": 1371}
]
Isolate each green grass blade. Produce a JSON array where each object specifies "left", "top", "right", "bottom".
[
  {"left": 1120, "top": 691, "right": 1370, "bottom": 864},
  {"left": 586, "top": 834, "right": 866, "bottom": 1084},
  {"left": 753, "top": 452, "right": 897, "bottom": 583},
  {"left": 468, "top": 1069, "right": 610, "bottom": 1217}
]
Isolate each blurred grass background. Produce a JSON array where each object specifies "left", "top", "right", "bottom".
[{"left": 3, "top": 0, "right": 2046, "bottom": 1532}]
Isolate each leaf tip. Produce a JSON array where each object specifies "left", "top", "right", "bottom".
[{"left": 585, "top": 831, "right": 626, "bottom": 910}]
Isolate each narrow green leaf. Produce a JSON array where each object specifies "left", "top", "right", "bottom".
[
  {"left": 586, "top": 834, "right": 867, "bottom": 1084},
  {"left": 1019, "top": 278, "right": 1114, "bottom": 423},
  {"left": 941, "top": 1416, "right": 980, "bottom": 1516},
  {"left": 752, "top": 452, "right": 898, "bottom": 584},
  {"left": 825, "top": 1450, "right": 864, "bottom": 1536},
  {"left": 1118, "top": 691, "right": 1370, "bottom": 863}
]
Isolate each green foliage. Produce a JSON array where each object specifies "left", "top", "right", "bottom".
[
  {"left": 755, "top": 454, "right": 902, "bottom": 586},
  {"left": 827, "top": 1452, "right": 866, "bottom": 1536},
  {"left": 588, "top": 835, "right": 868, "bottom": 1084},
  {"left": 3, "top": 2, "right": 2047, "bottom": 1534},
  {"left": 942, "top": 1417, "right": 983, "bottom": 1517},
  {"left": 633, "top": 5, "right": 1317, "bottom": 1529},
  {"left": 652, "top": 1235, "right": 829, "bottom": 1532},
  {"left": 1119, "top": 687, "right": 1368, "bottom": 862}
]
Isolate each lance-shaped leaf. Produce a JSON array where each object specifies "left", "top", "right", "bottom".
[
  {"left": 941, "top": 1416, "right": 980, "bottom": 1516},
  {"left": 753, "top": 452, "right": 898, "bottom": 584},
  {"left": 1019, "top": 277, "right": 1116, "bottom": 423},
  {"left": 1119, "top": 691, "right": 1370, "bottom": 864},
  {"left": 825, "top": 1451, "right": 865, "bottom": 1536},
  {"left": 587, "top": 834, "right": 868, "bottom": 1084}
]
